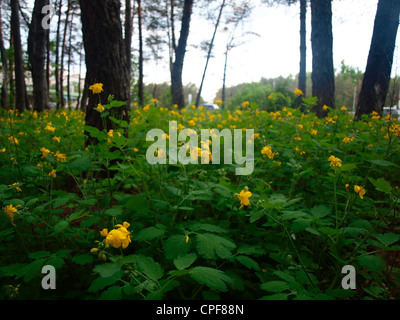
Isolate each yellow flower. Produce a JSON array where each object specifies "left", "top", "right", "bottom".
[
  {"left": 261, "top": 145, "right": 278, "bottom": 160},
  {"left": 354, "top": 185, "right": 366, "bottom": 199},
  {"left": 185, "top": 235, "right": 189, "bottom": 244},
  {"left": 310, "top": 129, "right": 318, "bottom": 135},
  {"left": 89, "top": 83, "right": 104, "bottom": 94},
  {"left": 48, "top": 169, "right": 57, "bottom": 178},
  {"left": 9, "top": 182, "right": 22, "bottom": 192},
  {"left": 101, "top": 222, "right": 131, "bottom": 249},
  {"left": 0, "top": 148, "right": 6, "bottom": 153},
  {"left": 294, "top": 136, "right": 302, "bottom": 141},
  {"left": 215, "top": 100, "right": 222, "bottom": 105},
  {"left": 54, "top": 151, "right": 67, "bottom": 162},
  {"left": 294, "top": 88, "right": 303, "bottom": 96},
  {"left": 323, "top": 105, "right": 329, "bottom": 111},
  {"left": 143, "top": 105, "right": 150, "bottom": 112},
  {"left": 96, "top": 104, "right": 105, "bottom": 112},
  {"left": 133, "top": 148, "right": 139, "bottom": 152},
  {"left": 341, "top": 106, "right": 347, "bottom": 111},
  {"left": 40, "top": 147, "right": 51, "bottom": 158},
  {"left": 191, "top": 105, "right": 196, "bottom": 110},
  {"left": 328, "top": 155, "right": 342, "bottom": 167},
  {"left": 188, "top": 120, "right": 195, "bottom": 127},
  {"left": 3, "top": 204, "right": 18, "bottom": 221},
  {"left": 151, "top": 98, "right": 158, "bottom": 104},
  {"left": 235, "top": 188, "right": 252, "bottom": 207},
  {"left": 8, "top": 136, "right": 19, "bottom": 145},
  {"left": 52, "top": 136, "right": 61, "bottom": 143}
]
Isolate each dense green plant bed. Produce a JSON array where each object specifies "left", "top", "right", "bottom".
[{"left": 1, "top": 94, "right": 400, "bottom": 300}]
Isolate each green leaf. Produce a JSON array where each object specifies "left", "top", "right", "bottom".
[
  {"left": 368, "top": 159, "right": 399, "bottom": 168},
  {"left": 28, "top": 251, "right": 51, "bottom": 259},
  {"left": 310, "top": 205, "right": 331, "bottom": 219},
  {"left": 368, "top": 177, "right": 392, "bottom": 194},
  {"left": 189, "top": 267, "right": 232, "bottom": 292},
  {"left": 196, "top": 233, "right": 236, "bottom": 259},
  {"left": 291, "top": 218, "right": 312, "bottom": 233},
  {"left": 163, "top": 234, "right": 191, "bottom": 260},
  {"left": 358, "top": 255, "right": 386, "bottom": 272},
  {"left": 340, "top": 163, "right": 357, "bottom": 172},
  {"left": 93, "top": 262, "right": 121, "bottom": 278},
  {"left": 88, "top": 271, "right": 124, "bottom": 292},
  {"left": 104, "top": 207, "right": 124, "bottom": 217},
  {"left": 260, "top": 280, "right": 290, "bottom": 293},
  {"left": 173, "top": 253, "right": 197, "bottom": 270},
  {"left": 235, "top": 255, "right": 260, "bottom": 271},
  {"left": 72, "top": 254, "right": 94, "bottom": 265},
  {"left": 375, "top": 233, "right": 400, "bottom": 247},
  {"left": 134, "top": 225, "right": 166, "bottom": 242},
  {"left": 68, "top": 156, "right": 92, "bottom": 172},
  {"left": 99, "top": 285, "right": 123, "bottom": 300},
  {"left": 134, "top": 255, "right": 164, "bottom": 281}
]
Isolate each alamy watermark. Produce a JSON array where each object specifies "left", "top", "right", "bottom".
[{"left": 146, "top": 121, "right": 254, "bottom": 176}]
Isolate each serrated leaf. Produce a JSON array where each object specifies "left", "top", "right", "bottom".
[
  {"left": 235, "top": 255, "right": 260, "bottom": 271},
  {"left": 68, "top": 156, "right": 92, "bottom": 171},
  {"left": 368, "top": 177, "right": 392, "bottom": 194},
  {"left": 88, "top": 271, "right": 124, "bottom": 292},
  {"left": 93, "top": 262, "right": 121, "bottom": 278},
  {"left": 196, "top": 233, "right": 236, "bottom": 259},
  {"left": 189, "top": 267, "right": 232, "bottom": 292},
  {"left": 99, "top": 285, "right": 123, "bottom": 300},
  {"left": 134, "top": 226, "right": 165, "bottom": 242},
  {"left": 310, "top": 205, "right": 331, "bottom": 219},
  {"left": 358, "top": 255, "right": 386, "bottom": 272},
  {"left": 375, "top": 233, "right": 400, "bottom": 247},
  {"left": 260, "top": 280, "right": 290, "bottom": 293},
  {"left": 134, "top": 255, "right": 164, "bottom": 281},
  {"left": 163, "top": 234, "right": 191, "bottom": 260},
  {"left": 173, "top": 253, "right": 197, "bottom": 270},
  {"left": 368, "top": 159, "right": 399, "bottom": 168},
  {"left": 104, "top": 207, "right": 123, "bottom": 217}
]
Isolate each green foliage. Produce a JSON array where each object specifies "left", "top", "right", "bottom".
[{"left": 1, "top": 90, "right": 400, "bottom": 301}]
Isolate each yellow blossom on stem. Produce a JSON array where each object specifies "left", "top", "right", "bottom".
[
  {"left": 40, "top": 147, "right": 51, "bottom": 158},
  {"left": 48, "top": 169, "right": 57, "bottom": 178},
  {"left": 328, "top": 155, "right": 342, "bottom": 168},
  {"left": 100, "top": 222, "right": 132, "bottom": 249},
  {"left": 235, "top": 187, "right": 252, "bottom": 208},
  {"left": 96, "top": 104, "right": 105, "bottom": 112},
  {"left": 354, "top": 185, "right": 366, "bottom": 199},
  {"left": 89, "top": 83, "right": 103, "bottom": 94},
  {"left": 3, "top": 204, "right": 18, "bottom": 221},
  {"left": 294, "top": 88, "right": 303, "bottom": 96}
]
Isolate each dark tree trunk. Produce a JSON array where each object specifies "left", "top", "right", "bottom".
[
  {"left": 355, "top": 0, "right": 400, "bottom": 120},
  {"left": 76, "top": 43, "right": 84, "bottom": 110},
  {"left": 60, "top": 0, "right": 72, "bottom": 109},
  {"left": 79, "top": 0, "right": 130, "bottom": 145},
  {"left": 125, "top": 0, "right": 133, "bottom": 108},
  {"left": 310, "top": 0, "right": 334, "bottom": 117},
  {"left": 67, "top": 11, "right": 74, "bottom": 109},
  {"left": 299, "top": 0, "right": 307, "bottom": 96},
  {"left": 195, "top": 0, "right": 226, "bottom": 107},
  {"left": 80, "top": 74, "right": 88, "bottom": 112},
  {"left": 55, "top": 0, "right": 62, "bottom": 107},
  {"left": 137, "top": 0, "right": 144, "bottom": 107},
  {"left": 0, "top": 0, "right": 9, "bottom": 109},
  {"left": 10, "top": 0, "right": 28, "bottom": 112},
  {"left": 171, "top": 0, "right": 194, "bottom": 109},
  {"left": 28, "top": 0, "right": 49, "bottom": 112}
]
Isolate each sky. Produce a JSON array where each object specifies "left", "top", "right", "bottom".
[{"left": 143, "top": 0, "right": 400, "bottom": 103}]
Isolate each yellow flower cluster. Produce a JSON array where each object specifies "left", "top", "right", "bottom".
[
  {"left": 100, "top": 222, "right": 131, "bottom": 249},
  {"left": 354, "top": 185, "right": 366, "bottom": 199},
  {"left": 328, "top": 155, "right": 342, "bottom": 168},
  {"left": 89, "top": 83, "right": 104, "bottom": 94},
  {"left": 261, "top": 145, "right": 278, "bottom": 160},
  {"left": 343, "top": 136, "right": 355, "bottom": 144},
  {"left": 3, "top": 204, "right": 19, "bottom": 221},
  {"left": 235, "top": 187, "right": 252, "bottom": 208}
]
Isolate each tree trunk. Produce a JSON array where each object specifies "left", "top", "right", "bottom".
[
  {"left": 195, "top": 0, "right": 226, "bottom": 107},
  {"left": 137, "top": 0, "right": 144, "bottom": 107},
  {"left": 60, "top": 0, "right": 72, "bottom": 109},
  {"left": 10, "top": 0, "right": 28, "bottom": 112},
  {"left": 355, "top": 0, "right": 400, "bottom": 120},
  {"left": 125, "top": 0, "right": 133, "bottom": 108},
  {"left": 67, "top": 11, "right": 74, "bottom": 110},
  {"left": 0, "top": 0, "right": 9, "bottom": 109},
  {"left": 79, "top": 0, "right": 130, "bottom": 145},
  {"left": 55, "top": 0, "right": 62, "bottom": 108},
  {"left": 28, "top": 0, "right": 50, "bottom": 112},
  {"left": 299, "top": 0, "right": 307, "bottom": 96},
  {"left": 171, "top": 0, "right": 194, "bottom": 109},
  {"left": 310, "top": 0, "right": 334, "bottom": 117}
]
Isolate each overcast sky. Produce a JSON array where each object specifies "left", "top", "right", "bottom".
[{"left": 143, "top": 0, "right": 400, "bottom": 102}]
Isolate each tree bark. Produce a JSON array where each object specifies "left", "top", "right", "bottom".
[
  {"left": 355, "top": 0, "right": 400, "bottom": 120},
  {"left": 79, "top": 0, "right": 130, "bottom": 144},
  {"left": 311, "top": 0, "right": 335, "bottom": 117},
  {"left": 10, "top": 0, "right": 28, "bottom": 112},
  {"left": 299, "top": 0, "right": 307, "bottom": 96},
  {"left": 60, "top": 0, "right": 72, "bottom": 109},
  {"left": 0, "top": 0, "right": 9, "bottom": 109},
  {"left": 125, "top": 0, "right": 133, "bottom": 108},
  {"left": 28, "top": 0, "right": 50, "bottom": 112},
  {"left": 171, "top": 0, "right": 194, "bottom": 109},
  {"left": 137, "top": 0, "right": 144, "bottom": 107},
  {"left": 55, "top": 0, "right": 62, "bottom": 108}
]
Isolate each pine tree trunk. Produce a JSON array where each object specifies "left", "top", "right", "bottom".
[
  {"left": 171, "top": 0, "right": 194, "bottom": 109},
  {"left": 10, "top": 0, "right": 28, "bottom": 112},
  {"left": 311, "top": 0, "right": 335, "bottom": 117},
  {"left": 28, "top": 0, "right": 50, "bottom": 112},
  {"left": 299, "top": 0, "right": 307, "bottom": 96},
  {"left": 79, "top": 0, "right": 130, "bottom": 145},
  {"left": 0, "top": 0, "right": 9, "bottom": 109},
  {"left": 60, "top": 0, "right": 71, "bottom": 109},
  {"left": 137, "top": 0, "right": 144, "bottom": 107},
  {"left": 125, "top": 0, "right": 133, "bottom": 108},
  {"left": 355, "top": 0, "right": 400, "bottom": 120}
]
